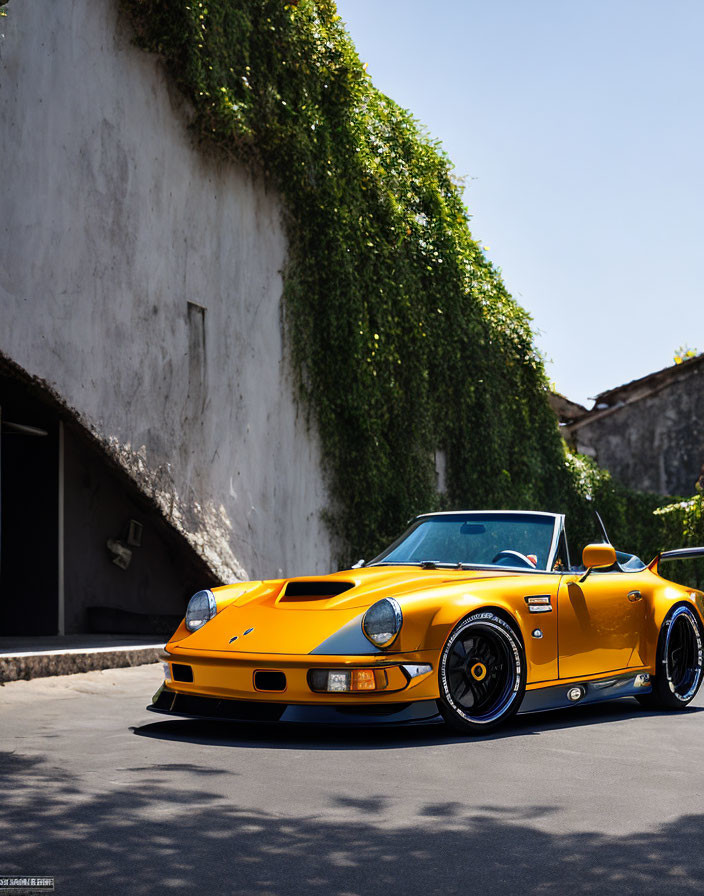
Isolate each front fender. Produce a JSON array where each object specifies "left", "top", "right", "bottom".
[
  {"left": 424, "top": 595, "right": 520, "bottom": 652},
  {"left": 415, "top": 581, "right": 560, "bottom": 685}
]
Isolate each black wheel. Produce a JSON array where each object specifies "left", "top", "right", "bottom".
[
  {"left": 637, "top": 605, "right": 704, "bottom": 710},
  {"left": 438, "top": 612, "right": 525, "bottom": 734}
]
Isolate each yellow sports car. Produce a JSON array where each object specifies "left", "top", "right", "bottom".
[{"left": 149, "top": 510, "right": 704, "bottom": 734}]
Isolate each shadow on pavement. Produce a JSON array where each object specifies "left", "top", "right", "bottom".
[
  {"left": 2, "top": 747, "right": 704, "bottom": 895},
  {"left": 130, "top": 697, "right": 702, "bottom": 750}
]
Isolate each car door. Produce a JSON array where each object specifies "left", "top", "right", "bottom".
[{"left": 557, "top": 571, "right": 649, "bottom": 679}]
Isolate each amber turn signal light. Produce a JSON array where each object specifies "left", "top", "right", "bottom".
[
  {"left": 307, "top": 668, "right": 388, "bottom": 693},
  {"left": 351, "top": 669, "right": 376, "bottom": 690}
]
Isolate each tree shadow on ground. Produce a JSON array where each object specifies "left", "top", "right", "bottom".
[{"left": 3, "top": 746, "right": 704, "bottom": 895}]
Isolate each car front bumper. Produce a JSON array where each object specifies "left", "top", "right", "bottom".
[
  {"left": 150, "top": 647, "right": 442, "bottom": 724},
  {"left": 159, "top": 648, "right": 440, "bottom": 700}
]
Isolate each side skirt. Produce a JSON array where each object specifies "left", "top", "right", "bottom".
[{"left": 518, "top": 671, "right": 652, "bottom": 715}]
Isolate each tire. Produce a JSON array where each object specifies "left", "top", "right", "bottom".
[
  {"left": 637, "top": 604, "right": 704, "bottom": 710},
  {"left": 438, "top": 612, "right": 526, "bottom": 735}
]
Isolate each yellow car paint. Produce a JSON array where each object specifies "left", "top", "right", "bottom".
[
  {"left": 162, "top": 564, "right": 703, "bottom": 705},
  {"left": 152, "top": 511, "right": 704, "bottom": 729}
]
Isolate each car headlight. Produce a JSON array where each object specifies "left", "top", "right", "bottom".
[
  {"left": 362, "top": 598, "right": 402, "bottom": 648},
  {"left": 185, "top": 589, "right": 217, "bottom": 632}
]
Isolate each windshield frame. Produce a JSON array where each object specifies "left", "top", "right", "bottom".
[{"left": 368, "top": 510, "right": 565, "bottom": 573}]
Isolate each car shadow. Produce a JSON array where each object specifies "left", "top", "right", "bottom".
[{"left": 130, "top": 697, "right": 703, "bottom": 750}]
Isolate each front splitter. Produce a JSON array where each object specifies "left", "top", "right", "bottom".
[{"left": 148, "top": 685, "right": 443, "bottom": 726}]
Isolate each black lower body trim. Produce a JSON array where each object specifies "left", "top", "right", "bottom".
[
  {"left": 148, "top": 686, "right": 442, "bottom": 726},
  {"left": 518, "top": 671, "right": 652, "bottom": 715},
  {"left": 151, "top": 687, "right": 286, "bottom": 721}
]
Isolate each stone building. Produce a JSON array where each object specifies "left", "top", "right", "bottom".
[
  {"left": 0, "top": 0, "right": 335, "bottom": 636},
  {"left": 547, "top": 392, "right": 587, "bottom": 426},
  {"left": 564, "top": 355, "right": 704, "bottom": 497}
]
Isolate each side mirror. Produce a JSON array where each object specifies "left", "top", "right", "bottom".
[
  {"left": 580, "top": 543, "right": 617, "bottom": 581},
  {"left": 582, "top": 543, "right": 617, "bottom": 569}
]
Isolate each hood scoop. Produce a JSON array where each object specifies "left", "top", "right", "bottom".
[{"left": 278, "top": 580, "right": 355, "bottom": 602}]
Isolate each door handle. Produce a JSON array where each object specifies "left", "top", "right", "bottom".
[{"left": 627, "top": 590, "right": 643, "bottom": 602}]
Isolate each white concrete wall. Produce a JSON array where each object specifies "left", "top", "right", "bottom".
[{"left": 0, "top": 0, "right": 335, "bottom": 581}]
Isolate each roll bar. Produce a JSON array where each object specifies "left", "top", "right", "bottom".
[{"left": 650, "top": 547, "right": 704, "bottom": 574}]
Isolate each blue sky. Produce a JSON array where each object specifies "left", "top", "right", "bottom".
[{"left": 335, "top": 0, "right": 704, "bottom": 407}]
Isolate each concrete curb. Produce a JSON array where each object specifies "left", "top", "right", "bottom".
[{"left": 0, "top": 647, "right": 163, "bottom": 683}]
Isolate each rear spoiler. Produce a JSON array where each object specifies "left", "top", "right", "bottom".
[{"left": 650, "top": 547, "right": 704, "bottom": 573}]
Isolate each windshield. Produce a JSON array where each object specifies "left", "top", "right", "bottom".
[{"left": 373, "top": 512, "right": 559, "bottom": 571}]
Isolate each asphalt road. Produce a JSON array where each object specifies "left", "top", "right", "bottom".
[{"left": 3, "top": 664, "right": 704, "bottom": 895}]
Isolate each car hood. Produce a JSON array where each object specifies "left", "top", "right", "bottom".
[{"left": 171, "top": 566, "right": 524, "bottom": 656}]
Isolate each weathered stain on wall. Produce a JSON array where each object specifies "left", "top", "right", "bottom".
[
  {"left": 0, "top": 0, "right": 335, "bottom": 581},
  {"left": 566, "top": 357, "right": 704, "bottom": 497}
]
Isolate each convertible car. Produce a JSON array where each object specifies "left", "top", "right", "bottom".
[{"left": 149, "top": 510, "right": 704, "bottom": 734}]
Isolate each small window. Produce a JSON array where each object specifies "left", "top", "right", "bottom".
[
  {"left": 186, "top": 301, "right": 207, "bottom": 413},
  {"left": 552, "top": 530, "right": 570, "bottom": 571}
]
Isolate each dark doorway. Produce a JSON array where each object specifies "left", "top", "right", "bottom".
[
  {"left": 0, "top": 377, "right": 59, "bottom": 635},
  {"left": 1, "top": 362, "right": 219, "bottom": 638}
]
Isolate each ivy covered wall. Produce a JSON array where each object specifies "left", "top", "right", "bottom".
[{"left": 122, "top": 0, "right": 670, "bottom": 562}]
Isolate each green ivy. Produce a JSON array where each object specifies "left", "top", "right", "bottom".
[
  {"left": 653, "top": 490, "right": 704, "bottom": 588},
  {"left": 122, "top": 0, "right": 673, "bottom": 562},
  {"left": 563, "top": 453, "right": 670, "bottom": 561}
]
